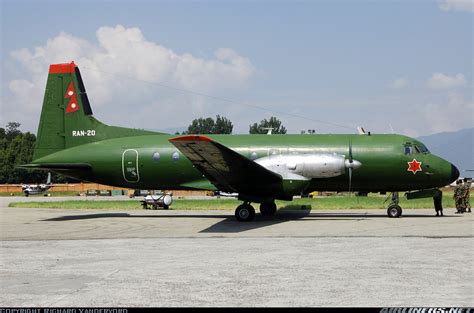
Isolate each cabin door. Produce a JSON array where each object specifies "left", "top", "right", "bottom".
[{"left": 122, "top": 149, "right": 140, "bottom": 183}]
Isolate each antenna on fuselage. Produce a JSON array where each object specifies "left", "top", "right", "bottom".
[{"left": 389, "top": 124, "right": 395, "bottom": 134}]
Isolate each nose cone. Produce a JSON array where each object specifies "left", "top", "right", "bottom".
[{"left": 451, "top": 164, "right": 460, "bottom": 183}]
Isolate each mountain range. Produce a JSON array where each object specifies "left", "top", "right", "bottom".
[{"left": 418, "top": 128, "right": 473, "bottom": 176}]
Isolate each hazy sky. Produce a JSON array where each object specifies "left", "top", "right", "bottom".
[{"left": 1, "top": 0, "right": 472, "bottom": 136}]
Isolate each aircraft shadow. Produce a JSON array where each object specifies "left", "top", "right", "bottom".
[
  {"left": 42, "top": 206, "right": 456, "bottom": 235},
  {"left": 198, "top": 209, "right": 454, "bottom": 233},
  {"left": 42, "top": 213, "right": 228, "bottom": 221}
]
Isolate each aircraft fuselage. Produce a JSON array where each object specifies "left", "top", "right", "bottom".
[{"left": 33, "top": 133, "right": 457, "bottom": 196}]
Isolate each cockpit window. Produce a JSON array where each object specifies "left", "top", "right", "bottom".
[
  {"left": 405, "top": 142, "right": 430, "bottom": 155},
  {"left": 416, "top": 144, "right": 429, "bottom": 153}
]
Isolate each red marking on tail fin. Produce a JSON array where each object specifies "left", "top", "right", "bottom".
[
  {"left": 65, "top": 82, "right": 75, "bottom": 98},
  {"left": 65, "top": 82, "right": 79, "bottom": 113},
  {"left": 49, "top": 61, "right": 76, "bottom": 74}
]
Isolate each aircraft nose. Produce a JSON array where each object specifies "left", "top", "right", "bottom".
[{"left": 451, "top": 164, "right": 460, "bottom": 182}]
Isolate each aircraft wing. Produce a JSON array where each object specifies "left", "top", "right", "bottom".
[{"left": 169, "top": 135, "right": 282, "bottom": 193}]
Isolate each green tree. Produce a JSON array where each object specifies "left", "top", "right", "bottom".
[
  {"left": 184, "top": 115, "right": 233, "bottom": 134},
  {"left": 249, "top": 116, "right": 287, "bottom": 134},
  {"left": 214, "top": 115, "right": 233, "bottom": 134},
  {"left": 5, "top": 122, "right": 21, "bottom": 141},
  {"left": 0, "top": 122, "right": 73, "bottom": 184},
  {"left": 185, "top": 117, "right": 215, "bottom": 134},
  {"left": 0, "top": 127, "right": 6, "bottom": 140}
]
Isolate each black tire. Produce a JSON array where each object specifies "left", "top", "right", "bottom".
[
  {"left": 387, "top": 205, "right": 402, "bottom": 218},
  {"left": 235, "top": 204, "right": 255, "bottom": 222},
  {"left": 260, "top": 202, "right": 277, "bottom": 216},
  {"left": 163, "top": 205, "right": 169, "bottom": 210}
]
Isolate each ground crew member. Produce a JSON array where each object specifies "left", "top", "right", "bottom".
[
  {"left": 433, "top": 189, "right": 443, "bottom": 217},
  {"left": 463, "top": 178, "right": 471, "bottom": 213},
  {"left": 453, "top": 180, "right": 465, "bottom": 214}
]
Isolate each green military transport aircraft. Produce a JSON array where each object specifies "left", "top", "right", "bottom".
[{"left": 21, "top": 62, "right": 460, "bottom": 221}]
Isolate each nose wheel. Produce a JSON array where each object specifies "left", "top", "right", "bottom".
[
  {"left": 235, "top": 203, "right": 255, "bottom": 222},
  {"left": 387, "top": 204, "right": 402, "bottom": 218},
  {"left": 387, "top": 192, "right": 402, "bottom": 218}
]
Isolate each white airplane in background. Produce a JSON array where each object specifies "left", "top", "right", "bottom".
[{"left": 21, "top": 173, "right": 53, "bottom": 196}]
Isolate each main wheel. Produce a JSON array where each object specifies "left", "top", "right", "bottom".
[
  {"left": 260, "top": 202, "right": 277, "bottom": 216},
  {"left": 235, "top": 204, "right": 255, "bottom": 222},
  {"left": 387, "top": 204, "right": 402, "bottom": 218}
]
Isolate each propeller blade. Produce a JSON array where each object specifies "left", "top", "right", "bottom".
[
  {"left": 349, "top": 137, "right": 353, "bottom": 164},
  {"left": 348, "top": 167, "right": 352, "bottom": 194},
  {"left": 348, "top": 137, "right": 353, "bottom": 195}
]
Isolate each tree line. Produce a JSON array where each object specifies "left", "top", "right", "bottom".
[
  {"left": 0, "top": 116, "right": 286, "bottom": 184},
  {"left": 0, "top": 122, "right": 52, "bottom": 184},
  {"left": 182, "top": 115, "right": 286, "bottom": 135}
]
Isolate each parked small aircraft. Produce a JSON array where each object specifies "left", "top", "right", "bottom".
[
  {"left": 20, "top": 173, "right": 53, "bottom": 196},
  {"left": 20, "top": 62, "right": 460, "bottom": 220}
]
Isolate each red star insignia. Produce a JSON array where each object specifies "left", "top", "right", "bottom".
[{"left": 407, "top": 159, "right": 422, "bottom": 174}]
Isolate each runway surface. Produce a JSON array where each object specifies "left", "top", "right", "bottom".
[{"left": 1, "top": 197, "right": 473, "bottom": 307}]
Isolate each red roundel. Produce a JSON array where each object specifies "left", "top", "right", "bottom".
[
  {"left": 407, "top": 159, "right": 422, "bottom": 175},
  {"left": 65, "top": 82, "right": 79, "bottom": 113}
]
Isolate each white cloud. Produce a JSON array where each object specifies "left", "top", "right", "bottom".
[
  {"left": 422, "top": 92, "right": 474, "bottom": 134},
  {"left": 439, "top": 0, "right": 474, "bottom": 13},
  {"left": 6, "top": 25, "right": 255, "bottom": 131},
  {"left": 427, "top": 73, "right": 467, "bottom": 90},
  {"left": 389, "top": 77, "right": 409, "bottom": 89}
]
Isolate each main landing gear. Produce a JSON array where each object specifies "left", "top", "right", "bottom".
[
  {"left": 260, "top": 202, "right": 277, "bottom": 216},
  {"left": 235, "top": 201, "right": 277, "bottom": 221}
]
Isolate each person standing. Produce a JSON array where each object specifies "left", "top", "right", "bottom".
[
  {"left": 454, "top": 180, "right": 465, "bottom": 214},
  {"left": 433, "top": 189, "right": 443, "bottom": 217},
  {"left": 463, "top": 178, "right": 471, "bottom": 213}
]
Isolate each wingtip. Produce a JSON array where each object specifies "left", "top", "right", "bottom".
[{"left": 169, "top": 135, "right": 212, "bottom": 142}]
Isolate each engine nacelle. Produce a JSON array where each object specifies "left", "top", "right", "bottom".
[{"left": 255, "top": 153, "right": 361, "bottom": 179}]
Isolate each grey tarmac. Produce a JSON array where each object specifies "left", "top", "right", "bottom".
[{"left": 0, "top": 197, "right": 473, "bottom": 307}]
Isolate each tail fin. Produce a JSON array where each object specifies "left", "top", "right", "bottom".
[{"left": 33, "top": 62, "right": 159, "bottom": 160}]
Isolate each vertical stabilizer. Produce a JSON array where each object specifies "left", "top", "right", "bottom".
[{"left": 33, "top": 62, "right": 159, "bottom": 160}]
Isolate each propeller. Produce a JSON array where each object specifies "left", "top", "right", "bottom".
[
  {"left": 348, "top": 138, "right": 353, "bottom": 194},
  {"left": 345, "top": 137, "right": 362, "bottom": 195}
]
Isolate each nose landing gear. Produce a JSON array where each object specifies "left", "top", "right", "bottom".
[
  {"left": 387, "top": 192, "right": 402, "bottom": 218},
  {"left": 387, "top": 189, "right": 444, "bottom": 218}
]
